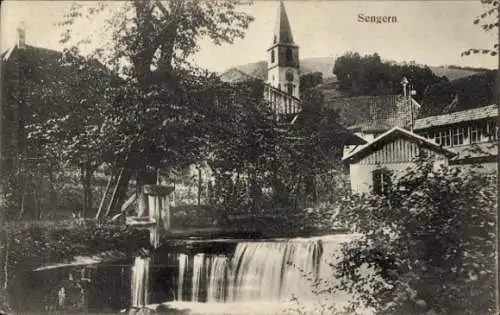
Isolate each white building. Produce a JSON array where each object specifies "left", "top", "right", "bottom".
[{"left": 342, "top": 127, "right": 456, "bottom": 195}]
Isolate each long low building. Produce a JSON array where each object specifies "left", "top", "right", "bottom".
[{"left": 414, "top": 104, "right": 497, "bottom": 172}]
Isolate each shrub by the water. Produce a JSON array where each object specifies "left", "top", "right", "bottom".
[
  {"left": 0, "top": 219, "right": 150, "bottom": 312},
  {"left": 324, "top": 164, "right": 497, "bottom": 315}
]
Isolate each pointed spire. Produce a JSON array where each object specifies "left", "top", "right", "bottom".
[{"left": 273, "top": 0, "right": 295, "bottom": 45}]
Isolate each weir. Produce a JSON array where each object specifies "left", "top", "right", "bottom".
[{"left": 129, "top": 234, "right": 357, "bottom": 311}]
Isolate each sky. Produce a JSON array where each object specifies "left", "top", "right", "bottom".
[{"left": 1, "top": 0, "right": 498, "bottom": 73}]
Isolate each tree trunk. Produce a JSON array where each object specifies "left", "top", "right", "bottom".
[
  {"left": 80, "top": 163, "right": 87, "bottom": 218},
  {"left": 0, "top": 231, "right": 11, "bottom": 312},
  {"left": 197, "top": 168, "right": 202, "bottom": 206},
  {"left": 84, "top": 160, "right": 93, "bottom": 218},
  {"left": 49, "top": 162, "right": 57, "bottom": 214}
]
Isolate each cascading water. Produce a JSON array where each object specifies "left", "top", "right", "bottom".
[
  {"left": 176, "top": 238, "right": 329, "bottom": 303},
  {"left": 128, "top": 234, "right": 364, "bottom": 315},
  {"left": 177, "top": 254, "right": 188, "bottom": 301},
  {"left": 191, "top": 253, "right": 205, "bottom": 302},
  {"left": 206, "top": 256, "right": 229, "bottom": 302},
  {"left": 131, "top": 256, "right": 151, "bottom": 308}
]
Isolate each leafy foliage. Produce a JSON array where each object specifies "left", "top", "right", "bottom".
[
  {"left": 461, "top": 0, "right": 499, "bottom": 57},
  {"left": 330, "top": 164, "right": 497, "bottom": 315},
  {"left": 54, "top": 0, "right": 254, "bottom": 184},
  {"left": 0, "top": 220, "right": 149, "bottom": 311},
  {"left": 207, "top": 79, "right": 352, "bottom": 224},
  {"left": 420, "top": 69, "right": 497, "bottom": 117},
  {"left": 300, "top": 72, "right": 324, "bottom": 94},
  {"left": 4, "top": 0, "right": 255, "bottom": 220},
  {"left": 333, "top": 52, "right": 448, "bottom": 101}
]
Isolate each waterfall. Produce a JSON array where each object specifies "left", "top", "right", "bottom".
[
  {"left": 191, "top": 253, "right": 205, "bottom": 302},
  {"left": 130, "top": 234, "right": 359, "bottom": 310},
  {"left": 228, "top": 241, "right": 323, "bottom": 302},
  {"left": 131, "top": 256, "right": 150, "bottom": 308},
  {"left": 206, "top": 256, "right": 229, "bottom": 302},
  {"left": 176, "top": 238, "right": 329, "bottom": 303},
  {"left": 177, "top": 254, "right": 188, "bottom": 301}
]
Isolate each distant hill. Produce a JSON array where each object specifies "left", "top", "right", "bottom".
[
  {"left": 219, "top": 58, "right": 488, "bottom": 83},
  {"left": 419, "top": 69, "right": 497, "bottom": 118},
  {"left": 428, "top": 66, "right": 487, "bottom": 81},
  {"left": 220, "top": 57, "right": 337, "bottom": 83}
]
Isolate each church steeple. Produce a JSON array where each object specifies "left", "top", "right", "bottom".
[
  {"left": 267, "top": 0, "right": 300, "bottom": 99},
  {"left": 273, "top": 0, "right": 295, "bottom": 45}
]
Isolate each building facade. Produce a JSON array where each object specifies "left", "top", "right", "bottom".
[
  {"left": 342, "top": 127, "right": 456, "bottom": 195},
  {"left": 414, "top": 104, "right": 497, "bottom": 173}
]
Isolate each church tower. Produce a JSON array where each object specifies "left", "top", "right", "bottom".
[{"left": 267, "top": 0, "right": 300, "bottom": 100}]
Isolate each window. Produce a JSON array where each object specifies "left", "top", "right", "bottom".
[
  {"left": 286, "top": 47, "right": 293, "bottom": 62},
  {"left": 273, "top": 35, "right": 277, "bottom": 44},
  {"left": 451, "top": 127, "right": 465, "bottom": 146},
  {"left": 271, "top": 50, "right": 275, "bottom": 64},
  {"left": 287, "top": 84, "right": 294, "bottom": 95},
  {"left": 435, "top": 129, "right": 451, "bottom": 147},
  {"left": 470, "top": 124, "right": 484, "bottom": 144},
  {"left": 486, "top": 121, "right": 498, "bottom": 141},
  {"left": 372, "top": 169, "right": 392, "bottom": 195},
  {"left": 286, "top": 71, "right": 294, "bottom": 82}
]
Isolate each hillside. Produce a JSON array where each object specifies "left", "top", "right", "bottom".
[
  {"left": 220, "top": 57, "right": 338, "bottom": 83},
  {"left": 419, "top": 69, "right": 497, "bottom": 118},
  {"left": 219, "top": 57, "right": 487, "bottom": 83},
  {"left": 428, "top": 66, "right": 486, "bottom": 81}
]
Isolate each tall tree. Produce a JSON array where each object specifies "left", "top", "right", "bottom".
[
  {"left": 333, "top": 52, "right": 447, "bottom": 101},
  {"left": 51, "top": 0, "right": 254, "bottom": 217}
]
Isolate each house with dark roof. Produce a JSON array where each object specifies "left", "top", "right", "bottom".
[{"left": 342, "top": 127, "right": 456, "bottom": 194}]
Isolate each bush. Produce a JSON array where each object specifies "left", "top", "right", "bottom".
[
  {"left": 329, "top": 164, "right": 496, "bottom": 315},
  {"left": 0, "top": 220, "right": 150, "bottom": 311}
]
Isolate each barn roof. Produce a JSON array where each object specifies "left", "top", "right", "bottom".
[
  {"left": 414, "top": 104, "right": 498, "bottom": 130},
  {"left": 342, "top": 127, "right": 456, "bottom": 163}
]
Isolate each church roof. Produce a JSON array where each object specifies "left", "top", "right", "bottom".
[{"left": 272, "top": 1, "right": 295, "bottom": 46}]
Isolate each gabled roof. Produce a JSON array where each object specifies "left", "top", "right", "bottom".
[
  {"left": 342, "top": 127, "right": 456, "bottom": 163},
  {"left": 272, "top": 1, "right": 296, "bottom": 46},
  {"left": 414, "top": 104, "right": 498, "bottom": 130}
]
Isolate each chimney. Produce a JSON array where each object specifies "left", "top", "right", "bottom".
[{"left": 16, "top": 21, "right": 26, "bottom": 49}]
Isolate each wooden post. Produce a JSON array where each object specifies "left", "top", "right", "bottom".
[{"left": 143, "top": 185, "right": 175, "bottom": 232}]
